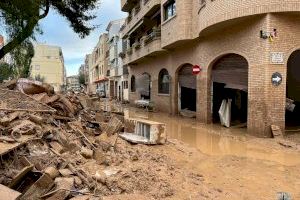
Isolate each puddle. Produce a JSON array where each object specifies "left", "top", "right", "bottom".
[{"left": 99, "top": 100, "right": 300, "bottom": 167}]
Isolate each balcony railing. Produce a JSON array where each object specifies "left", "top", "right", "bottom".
[
  {"left": 122, "top": 27, "right": 162, "bottom": 65},
  {"left": 144, "top": 27, "right": 161, "bottom": 45},
  {"left": 122, "top": 0, "right": 161, "bottom": 36},
  {"left": 126, "top": 47, "right": 133, "bottom": 55},
  {"left": 133, "top": 41, "right": 141, "bottom": 49}
]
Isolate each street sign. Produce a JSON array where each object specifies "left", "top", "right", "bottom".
[
  {"left": 270, "top": 52, "right": 284, "bottom": 65},
  {"left": 271, "top": 72, "right": 282, "bottom": 86},
  {"left": 192, "top": 65, "right": 201, "bottom": 75}
]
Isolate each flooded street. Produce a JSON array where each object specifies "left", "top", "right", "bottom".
[
  {"left": 97, "top": 100, "right": 300, "bottom": 166},
  {"left": 93, "top": 100, "right": 300, "bottom": 199}
]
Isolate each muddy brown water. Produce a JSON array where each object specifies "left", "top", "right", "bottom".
[{"left": 93, "top": 100, "right": 300, "bottom": 167}]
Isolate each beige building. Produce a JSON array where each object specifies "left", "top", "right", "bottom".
[
  {"left": 30, "top": 44, "right": 66, "bottom": 92},
  {"left": 89, "top": 33, "right": 109, "bottom": 95},
  {"left": 121, "top": 0, "right": 300, "bottom": 137}
]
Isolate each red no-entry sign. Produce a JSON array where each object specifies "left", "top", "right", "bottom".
[{"left": 192, "top": 65, "right": 202, "bottom": 75}]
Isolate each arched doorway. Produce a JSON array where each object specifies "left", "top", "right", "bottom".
[
  {"left": 137, "top": 73, "right": 151, "bottom": 100},
  {"left": 211, "top": 54, "right": 248, "bottom": 127},
  {"left": 286, "top": 50, "right": 300, "bottom": 128},
  {"left": 177, "top": 64, "right": 197, "bottom": 113}
]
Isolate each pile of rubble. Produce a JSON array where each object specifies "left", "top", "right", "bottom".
[{"left": 0, "top": 79, "right": 168, "bottom": 200}]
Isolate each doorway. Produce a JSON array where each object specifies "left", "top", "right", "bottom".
[
  {"left": 178, "top": 64, "right": 197, "bottom": 112},
  {"left": 286, "top": 50, "right": 300, "bottom": 128},
  {"left": 138, "top": 73, "right": 151, "bottom": 100},
  {"left": 211, "top": 54, "right": 248, "bottom": 127}
]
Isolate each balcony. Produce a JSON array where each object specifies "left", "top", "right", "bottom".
[
  {"left": 123, "top": 28, "right": 165, "bottom": 65},
  {"left": 121, "top": 0, "right": 137, "bottom": 12},
  {"left": 110, "top": 67, "right": 119, "bottom": 77},
  {"left": 122, "top": 0, "right": 161, "bottom": 37}
]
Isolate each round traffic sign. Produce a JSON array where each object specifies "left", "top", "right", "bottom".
[
  {"left": 271, "top": 72, "right": 282, "bottom": 86},
  {"left": 192, "top": 65, "right": 202, "bottom": 75}
]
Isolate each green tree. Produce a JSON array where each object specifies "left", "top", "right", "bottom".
[
  {"left": 0, "top": 0, "right": 98, "bottom": 59},
  {"left": 0, "top": 62, "right": 13, "bottom": 82},
  {"left": 79, "top": 73, "right": 86, "bottom": 85},
  {"left": 11, "top": 40, "right": 35, "bottom": 78}
]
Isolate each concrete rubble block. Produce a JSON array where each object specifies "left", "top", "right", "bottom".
[
  {"left": 59, "top": 168, "right": 74, "bottom": 177},
  {"left": 271, "top": 125, "right": 283, "bottom": 138},
  {"left": 93, "top": 149, "right": 106, "bottom": 164},
  {"left": 120, "top": 118, "right": 167, "bottom": 145},
  {"left": 93, "top": 171, "right": 107, "bottom": 184},
  {"left": 98, "top": 132, "right": 119, "bottom": 151},
  {"left": 80, "top": 147, "right": 94, "bottom": 159},
  {"left": 45, "top": 177, "right": 74, "bottom": 200},
  {"left": 74, "top": 176, "right": 82, "bottom": 186},
  {"left": 20, "top": 174, "right": 54, "bottom": 200},
  {"left": 50, "top": 141, "right": 65, "bottom": 154},
  {"left": 0, "top": 184, "right": 22, "bottom": 200},
  {"left": 44, "top": 166, "right": 60, "bottom": 179}
]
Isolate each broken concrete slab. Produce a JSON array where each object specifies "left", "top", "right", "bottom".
[
  {"left": 121, "top": 118, "right": 167, "bottom": 145},
  {"left": 0, "top": 184, "right": 22, "bottom": 200},
  {"left": 119, "top": 133, "right": 152, "bottom": 144}
]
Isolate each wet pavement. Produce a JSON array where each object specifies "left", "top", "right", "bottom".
[{"left": 94, "top": 99, "right": 300, "bottom": 167}]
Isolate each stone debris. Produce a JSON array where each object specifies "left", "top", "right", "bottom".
[
  {"left": 0, "top": 79, "right": 171, "bottom": 200},
  {"left": 271, "top": 125, "right": 283, "bottom": 138},
  {"left": 0, "top": 184, "right": 22, "bottom": 200}
]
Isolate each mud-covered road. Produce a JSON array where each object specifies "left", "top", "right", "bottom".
[{"left": 96, "top": 100, "right": 300, "bottom": 199}]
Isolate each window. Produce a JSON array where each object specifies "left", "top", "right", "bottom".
[
  {"left": 131, "top": 76, "right": 136, "bottom": 92},
  {"left": 124, "top": 81, "right": 128, "bottom": 89},
  {"left": 164, "top": 0, "right": 176, "bottom": 21},
  {"left": 158, "top": 69, "right": 170, "bottom": 94}
]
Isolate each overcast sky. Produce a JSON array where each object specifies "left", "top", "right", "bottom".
[{"left": 37, "top": 0, "right": 126, "bottom": 76}]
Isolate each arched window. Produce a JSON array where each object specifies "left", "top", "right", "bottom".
[
  {"left": 131, "top": 75, "right": 136, "bottom": 92},
  {"left": 158, "top": 69, "right": 170, "bottom": 94}
]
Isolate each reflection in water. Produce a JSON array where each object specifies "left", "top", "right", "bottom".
[{"left": 98, "top": 100, "right": 300, "bottom": 166}]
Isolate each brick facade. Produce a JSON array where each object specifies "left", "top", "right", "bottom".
[{"left": 122, "top": 0, "right": 300, "bottom": 137}]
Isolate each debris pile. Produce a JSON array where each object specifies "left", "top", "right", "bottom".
[{"left": 0, "top": 79, "right": 170, "bottom": 200}]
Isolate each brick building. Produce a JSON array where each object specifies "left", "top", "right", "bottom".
[{"left": 120, "top": 0, "right": 300, "bottom": 137}]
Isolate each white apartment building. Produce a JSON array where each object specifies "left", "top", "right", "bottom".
[{"left": 106, "top": 19, "right": 129, "bottom": 101}]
